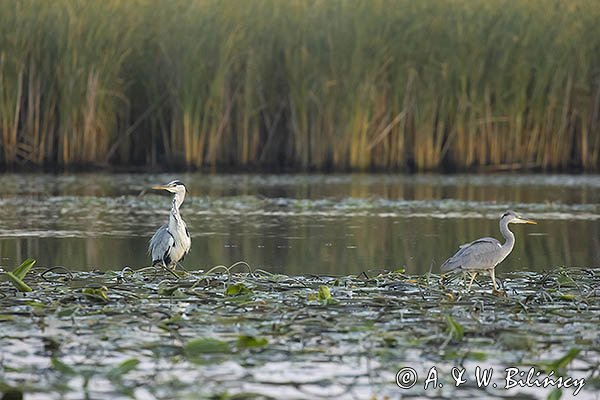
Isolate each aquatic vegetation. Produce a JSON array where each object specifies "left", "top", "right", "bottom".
[
  {"left": 0, "top": 265, "right": 598, "bottom": 398},
  {"left": 0, "top": 1, "right": 599, "bottom": 171},
  {"left": 2, "top": 258, "right": 36, "bottom": 292}
]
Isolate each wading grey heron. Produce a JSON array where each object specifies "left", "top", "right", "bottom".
[
  {"left": 149, "top": 180, "right": 191, "bottom": 270},
  {"left": 440, "top": 210, "right": 536, "bottom": 291}
]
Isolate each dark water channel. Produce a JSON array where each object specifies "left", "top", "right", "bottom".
[{"left": 0, "top": 173, "right": 598, "bottom": 275}]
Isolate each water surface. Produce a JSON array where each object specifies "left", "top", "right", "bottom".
[{"left": 0, "top": 173, "right": 598, "bottom": 274}]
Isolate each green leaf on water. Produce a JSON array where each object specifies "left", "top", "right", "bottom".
[
  {"left": 157, "top": 282, "right": 186, "bottom": 296},
  {"left": 158, "top": 312, "right": 184, "bottom": 330},
  {"left": 13, "top": 258, "right": 36, "bottom": 280},
  {"left": 468, "top": 351, "right": 488, "bottom": 361},
  {"left": 24, "top": 300, "right": 45, "bottom": 308},
  {"left": 157, "top": 285, "right": 179, "bottom": 296},
  {"left": 547, "top": 388, "right": 562, "bottom": 400},
  {"left": 51, "top": 357, "right": 76, "bottom": 375},
  {"left": 82, "top": 286, "right": 109, "bottom": 302},
  {"left": 3, "top": 272, "right": 33, "bottom": 292},
  {"left": 558, "top": 293, "right": 576, "bottom": 301},
  {"left": 57, "top": 306, "right": 78, "bottom": 318},
  {"left": 107, "top": 358, "right": 140, "bottom": 381},
  {"left": 445, "top": 315, "right": 464, "bottom": 341},
  {"left": 318, "top": 285, "right": 331, "bottom": 301},
  {"left": 499, "top": 333, "right": 535, "bottom": 351},
  {"left": 546, "top": 348, "right": 580, "bottom": 373},
  {"left": 442, "top": 350, "right": 462, "bottom": 360},
  {"left": 184, "top": 338, "right": 231, "bottom": 356},
  {"left": 237, "top": 335, "right": 268, "bottom": 349},
  {"left": 557, "top": 271, "right": 575, "bottom": 286},
  {"left": 308, "top": 285, "right": 336, "bottom": 304},
  {"left": 224, "top": 283, "right": 252, "bottom": 296}
]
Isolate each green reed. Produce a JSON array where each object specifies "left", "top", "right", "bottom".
[{"left": 0, "top": 0, "right": 598, "bottom": 171}]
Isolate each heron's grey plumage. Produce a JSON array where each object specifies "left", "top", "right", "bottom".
[
  {"left": 150, "top": 224, "right": 174, "bottom": 264},
  {"left": 440, "top": 210, "right": 536, "bottom": 290},
  {"left": 149, "top": 180, "right": 191, "bottom": 269}
]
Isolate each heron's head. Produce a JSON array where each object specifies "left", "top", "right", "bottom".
[
  {"left": 152, "top": 180, "right": 188, "bottom": 196},
  {"left": 501, "top": 210, "right": 536, "bottom": 225}
]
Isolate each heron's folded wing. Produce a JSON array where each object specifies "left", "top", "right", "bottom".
[
  {"left": 442, "top": 237, "right": 501, "bottom": 272},
  {"left": 458, "top": 237, "right": 499, "bottom": 249},
  {"left": 149, "top": 224, "right": 175, "bottom": 262}
]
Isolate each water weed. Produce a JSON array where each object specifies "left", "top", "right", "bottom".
[{"left": 0, "top": 265, "right": 597, "bottom": 398}]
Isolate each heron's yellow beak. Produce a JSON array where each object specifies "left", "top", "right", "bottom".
[
  {"left": 152, "top": 185, "right": 169, "bottom": 191},
  {"left": 518, "top": 217, "right": 537, "bottom": 225}
]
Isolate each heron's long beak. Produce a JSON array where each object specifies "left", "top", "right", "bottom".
[
  {"left": 152, "top": 185, "right": 169, "bottom": 191},
  {"left": 517, "top": 217, "right": 537, "bottom": 225}
]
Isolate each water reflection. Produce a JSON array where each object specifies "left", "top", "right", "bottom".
[{"left": 0, "top": 173, "right": 598, "bottom": 274}]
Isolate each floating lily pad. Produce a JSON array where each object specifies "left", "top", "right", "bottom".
[
  {"left": 237, "top": 335, "right": 268, "bottom": 349},
  {"left": 184, "top": 338, "right": 231, "bottom": 356}
]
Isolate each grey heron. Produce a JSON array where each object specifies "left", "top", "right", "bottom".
[
  {"left": 149, "top": 180, "right": 191, "bottom": 271},
  {"left": 440, "top": 210, "right": 536, "bottom": 291}
]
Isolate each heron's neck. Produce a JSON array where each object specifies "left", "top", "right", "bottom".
[
  {"left": 173, "top": 191, "right": 185, "bottom": 209},
  {"left": 169, "top": 193, "right": 185, "bottom": 227},
  {"left": 499, "top": 218, "right": 515, "bottom": 252}
]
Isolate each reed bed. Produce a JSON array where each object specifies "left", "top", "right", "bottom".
[{"left": 0, "top": 0, "right": 599, "bottom": 171}]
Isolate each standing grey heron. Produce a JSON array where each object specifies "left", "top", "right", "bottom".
[
  {"left": 149, "top": 180, "right": 191, "bottom": 271},
  {"left": 440, "top": 210, "right": 536, "bottom": 291}
]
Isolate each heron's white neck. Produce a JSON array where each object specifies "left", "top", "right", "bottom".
[
  {"left": 173, "top": 191, "right": 185, "bottom": 209},
  {"left": 169, "top": 192, "right": 186, "bottom": 228},
  {"left": 499, "top": 218, "right": 515, "bottom": 254}
]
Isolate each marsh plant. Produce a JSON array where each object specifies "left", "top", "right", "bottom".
[{"left": 0, "top": 0, "right": 599, "bottom": 171}]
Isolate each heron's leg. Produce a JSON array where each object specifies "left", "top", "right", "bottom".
[
  {"left": 175, "top": 261, "right": 190, "bottom": 274},
  {"left": 467, "top": 272, "right": 478, "bottom": 291},
  {"left": 489, "top": 269, "right": 497, "bottom": 291},
  {"left": 161, "top": 260, "right": 179, "bottom": 278}
]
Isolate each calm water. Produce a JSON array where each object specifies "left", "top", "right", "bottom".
[{"left": 0, "top": 173, "right": 598, "bottom": 275}]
